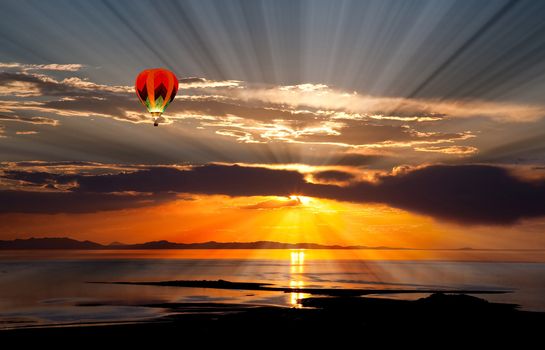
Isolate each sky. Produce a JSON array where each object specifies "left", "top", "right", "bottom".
[{"left": 2, "top": 0, "right": 545, "bottom": 248}]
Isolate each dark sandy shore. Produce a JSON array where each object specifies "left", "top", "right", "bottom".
[
  {"left": 97, "top": 279, "right": 512, "bottom": 296},
  {"left": 1, "top": 280, "right": 544, "bottom": 344}
]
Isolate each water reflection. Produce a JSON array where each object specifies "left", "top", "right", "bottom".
[
  {"left": 289, "top": 250, "right": 309, "bottom": 307},
  {"left": 0, "top": 250, "right": 544, "bottom": 328}
]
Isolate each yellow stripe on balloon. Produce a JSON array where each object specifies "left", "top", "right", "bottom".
[{"left": 162, "top": 71, "right": 175, "bottom": 109}]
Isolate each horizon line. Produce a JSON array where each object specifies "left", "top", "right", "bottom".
[{"left": 1, "top": 236, "right": 545, "bottom": 252}]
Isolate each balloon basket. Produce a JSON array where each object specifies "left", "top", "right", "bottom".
[{"left": 151, "top": 112, "right": 162, "bottom": 127}]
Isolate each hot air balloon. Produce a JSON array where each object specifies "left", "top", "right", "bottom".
[{"left": 135, "top": 68, "right": 179, "bottom": 126}]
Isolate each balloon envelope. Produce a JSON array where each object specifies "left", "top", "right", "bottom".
[{"left": 135, "top": 68, "right": 179, "bottom": 116}]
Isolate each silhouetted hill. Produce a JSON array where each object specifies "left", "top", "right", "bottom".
[
  {"left": 122, "top": 240, "right": 403, "bottom": 250},
  {"left": 0, "top": 237, "right": 103, "bottom": 250},
  {"left": 0, "top": 237, "right": 402, "bottom": 250}
]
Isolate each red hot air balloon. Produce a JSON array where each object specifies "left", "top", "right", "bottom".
[{"left": 135, "top": 68, "right": 179, "bottom": 126}]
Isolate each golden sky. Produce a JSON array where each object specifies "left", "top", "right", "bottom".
[
  {"left": 1, "top": 193, "right": 544, "bottom": 251},
  {"left": 3, "top": 1, "right": 545, "bottom": 253}
]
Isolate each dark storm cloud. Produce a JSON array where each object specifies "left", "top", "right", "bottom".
[
  {"left": 318, "top": 165, "right": 545, "bottom": 225},
  {"left": 328, "top": 153, "right": 381, "bottom": 167},
  {"left": 78, "top": 165, "right": 306, "bottom": 196},
  {"left": 3, "top": 163, "right": 545, "bottom": 225},
  {"left": 312, "top": 170, "right": 354, "bottom": 183},
  {"left": 2, "top": 165, "right": 305, "bottom": 196},
  {"left": 0, "top": 190, "right": 175, "bottom": 214},
  {"left": 2, "top": 170, "right": 74, "bottom": 186},
  {"left": 0, "top": 165, "right": 306, "bottom": 214}
]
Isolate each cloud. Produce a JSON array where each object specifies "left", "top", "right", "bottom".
[
  {"left": 324, "top": 153, "right": 383, "bottom": 166},
  {"left": 178, "top": 77, "right": 242, "bottom": 89},
  {"left": 0, "top": 71, "right": 144, "bottom": 123},
  {"left": 0, "top": 114, "right": 59, "bottom": 126},
  {"left": 0, "top": 70, "right": 245, "bottom": 126},
  {"left": 0, "top": 164, "right": 305, "bottom": 214},
  {"left": 2, "top": 163, "right": 545, "bottom": 225},
  {"left": 0, "top": 63, "right": 84, "bottom": 72},
  {"left": 293, "top": 120, "right": 474, "bottom": 148},
  {"left": 0, "top": 190, "right": 175, "bottom": 214},
  {"left": 240, "top": 197, "right": 302, "bottom": 210},
  {"left": 172, "top": 102, "right": 470, "bottom": 147},
  {"left": 59, "top": 77, "right": 131, "bottom": 93},
  {"left": 235, "top": 83, "right": 545, "bottom": 123},
  {"left": 6, "top": 161, "right": 104, "bottom": 167},
  {"left": 312, "top": 170, "right": 355, "bottom": 183},
  {"left": 0, "top": 79, "right": 42, "bottom": 97},
  {"left": 414, "top": 145, "right": 478, "bottom": 155},
  {"left": 215, "top": 129, "right": 259, "bottom": 143},
  {"left": 0, "top": 66, "right": 475, "bottom": 155},
  {"left": 74, "top": 165, "right": 305, "bottom": 196},
  {"left": 0, "top": 71, "right": 130, "bottom": 99},
  {"left": 336, "top": 164, "right": 545, "bottom": 225},
  {"left": 0, "top": 161, "right": 143, "bottom": 177},
  {"left": 6, "top": 62, "right": 545, "bottom": 162}
]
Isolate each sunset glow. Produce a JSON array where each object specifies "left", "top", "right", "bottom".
[
  {"left": 289, "top": 195, "right": 313, "bottom": 206},
  {"left": 3, "top": 0, "right": 545, "bottom": 339}
]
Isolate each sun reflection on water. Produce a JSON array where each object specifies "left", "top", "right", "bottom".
[{"left": 289, "top": 250, "right": 309, "bottom": 307}]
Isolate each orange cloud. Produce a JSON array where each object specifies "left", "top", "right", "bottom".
[{"left": 240, "top": 196, "right": 303, "bottom": 210}]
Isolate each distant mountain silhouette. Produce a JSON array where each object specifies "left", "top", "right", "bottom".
[
  {"left": 0, "top": 237, "right": 405, "bottom": 250},
  {"left": 2, "top": 237, "right": 542, "bottom": 251},
  {"left": 0, "top": 237, "right": 104, "bottom": 250}
]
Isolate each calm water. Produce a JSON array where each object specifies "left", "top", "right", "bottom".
[{"left": 0, "top": 249, "right": 544, "bottom": 328}]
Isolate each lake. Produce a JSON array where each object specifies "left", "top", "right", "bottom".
[{"left": 0, "top": 249, "right": 544, "bottom": 328}]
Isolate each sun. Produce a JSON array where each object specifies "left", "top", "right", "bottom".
[{"left": 289, "top": 195, "right": 313, "bottom": 205}]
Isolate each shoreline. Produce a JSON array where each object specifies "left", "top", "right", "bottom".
[
  {"left": 94, "top": 279, "right": 512, "bottom": 297},
  {"left": 1, "top": 293, "right": 544, "bottom": 342}
]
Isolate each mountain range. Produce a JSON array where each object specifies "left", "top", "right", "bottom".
[{"left": 0, "top": 237, "right": 403, "bottom": 250}]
